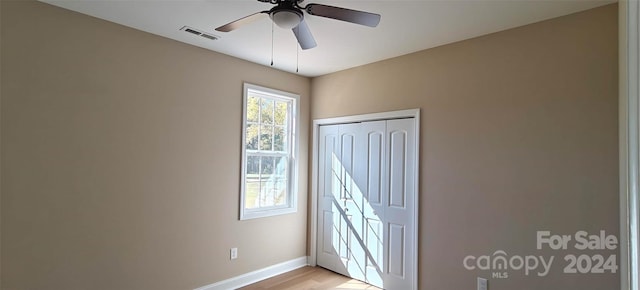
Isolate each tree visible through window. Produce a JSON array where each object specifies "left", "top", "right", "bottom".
[{"left": 241, "top": 83, "right": 298, "bottom": 219}]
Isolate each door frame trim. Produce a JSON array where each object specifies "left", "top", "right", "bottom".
[
  {"left": 309, "top": 108, "right": 420, "bottom": 290},
  {"left": 621, "top": 0, "right": 640, "bottom": 289}
]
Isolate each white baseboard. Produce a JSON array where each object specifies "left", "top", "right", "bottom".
[{"left": 194, "top": 256, "right": 309, "bottom": 290}]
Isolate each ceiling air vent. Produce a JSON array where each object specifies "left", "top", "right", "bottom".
[{"left": 180, "top": 26, "right": 220, "bottom": 41}]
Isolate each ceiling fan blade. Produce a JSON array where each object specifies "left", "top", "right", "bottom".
[
  {"left": 305, "top": 4, "right": 381, "bottom": 27},
  {"left": 215, "top": 12, "right": 268, "bottom": 32},
  {"left": 292, "top": 20, "right": 317, "bottom": 50}
]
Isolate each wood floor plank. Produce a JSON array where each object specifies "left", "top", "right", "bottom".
[{"left": 237, "top": 266, "right": 381, "bottom": 290}]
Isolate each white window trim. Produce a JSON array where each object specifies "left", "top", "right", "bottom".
[{"left": 240, "top": 83, "right": 299, "bottom": 220}]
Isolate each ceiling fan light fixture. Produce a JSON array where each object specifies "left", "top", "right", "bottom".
[{"left": 271, "top": 8, "right": 303, "bottom": 29}]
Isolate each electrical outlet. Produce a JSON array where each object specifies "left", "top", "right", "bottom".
[
  {"left": 230, "top": 247, "right": 238, "bottom": 260},
  {"left": 477, "top": 277, "right": 488, "bottom": 290}
]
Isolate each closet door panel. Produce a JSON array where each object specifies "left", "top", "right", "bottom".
[
  {"left": 383, "top": 118, "right": 416, "bottom": 290},
  {"left": 361, "top": 121, "right": 386, "bottom": 286},
  {"left": 317, "top": 125, "right": 347, "bottom": 275}
]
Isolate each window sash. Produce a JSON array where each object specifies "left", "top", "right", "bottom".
[{"left": 243, "top": 148, "right": 291, "bottom": 210}]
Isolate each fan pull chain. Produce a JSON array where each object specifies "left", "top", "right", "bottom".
[
  {"left": 270, "top": 21, "right": 274, "bottom": 66},
  {"left": 296, "top": 41, "right": 299, "bottom": 73}
]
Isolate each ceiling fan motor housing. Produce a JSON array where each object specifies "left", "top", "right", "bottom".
[{"left": 269, "top": 2, "right": 304, "bottom": 29}]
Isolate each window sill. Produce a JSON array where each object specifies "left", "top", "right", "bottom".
[{"left": 240, "top": 206, "right": 297, "bottom": 220}]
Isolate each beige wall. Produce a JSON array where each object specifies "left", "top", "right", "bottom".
[
  {"left": 1, "top": 1, "right": 310, "bottom": 289},
  {"left": 311, "top": 3, "right": 618, "bottom": 290}
]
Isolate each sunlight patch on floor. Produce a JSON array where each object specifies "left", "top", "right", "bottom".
[{"left": 331, "top": 280, "right": 381, "bottom": 289}]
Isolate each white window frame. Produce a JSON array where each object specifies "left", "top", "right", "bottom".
[{"left": 240, "top": 83, "right": 299, "bottom": 220}]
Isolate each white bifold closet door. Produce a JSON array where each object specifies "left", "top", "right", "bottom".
[{"left": 317, "top": 118, "right": 416, "bottom": 290}]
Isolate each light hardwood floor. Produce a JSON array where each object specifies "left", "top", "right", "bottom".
[{"left": 238, "top": 266, "right": 382, "bottom": 290}]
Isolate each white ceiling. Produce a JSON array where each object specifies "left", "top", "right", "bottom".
[{"left": 40, "top": 0, "right": 615, "bottom": 77}]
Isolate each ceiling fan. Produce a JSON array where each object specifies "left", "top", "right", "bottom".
[{"left": 214, "top": 0, "right": 381, "bottom": 50}]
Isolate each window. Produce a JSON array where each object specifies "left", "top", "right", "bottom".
[{"left": 240, "top": 83, "right": 299, "bottom": 220}]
